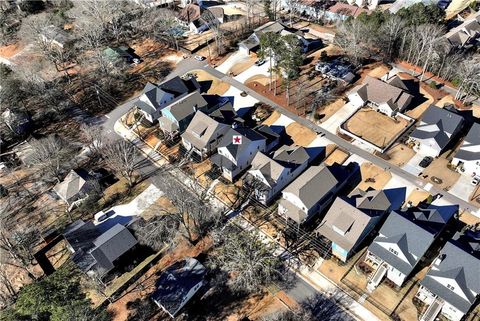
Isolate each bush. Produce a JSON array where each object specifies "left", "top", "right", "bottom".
[
  {"left": 429, "top": 81, "right": 437, "bottom": 89},
  {"left": 313, "top": 113, "right": 321, "bottom": 120}
]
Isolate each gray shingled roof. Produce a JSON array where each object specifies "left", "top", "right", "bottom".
[
  {"left": 283, "top": 163, "right": 355, "bottom": 210},
  {"left": 218, "top": 127, "right": 266, "bottom": 160},
  {"left": 181, "top": 111, "right": 229, "bottom": 151},
  {"left": 91, "top": 224, "right": 137, "bottom": 274},
  {"left": 53, "top": 169, "right": 90, "bottom": 203},
  {"left": 151, "top": 257, "right": 206, "bottom": 317},
  {"left": 420, "top": 230, "right": 480, "bottom": 313},
  {"left": 352, "top": 76, "right": 413, "bottom": 111},
  {"left": 368, "top": 204, "right": 458, "bottom": 275},
  {"left": 317, "top": 187, "right": 406, "bottom": 252},
  {"left": 454, "top": 123, "right": 480, "bottom": 161},
  {"left": 410, "top": 105, "right": 464, "bottom": 150},
  {"left": 166, "top": 91, "right": 208, "bottom": 122}
]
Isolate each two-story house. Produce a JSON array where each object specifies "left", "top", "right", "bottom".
[
  {"left": 211, "top": 127, "right": 269, "bottom": 182},
  {"left": 415, "top": 228, "right": 480, "bottom": 321},
  {"left": 158, "top": 91, "right": 215, "bottom": 136},
  {"left": 246, "top": 145, "right": 325, "bottom": 205},
  {"left": 316, "top": 187, "right": 406, "bottom": 262},
  {"left": 181, "top": 111, "right": 230, "bottom": 160},
  {"left": 408, "top": 105, "right": 464, "bottom": 158},
  {"left": 451, "top": 123, "right": 480, "bottom": 178},
  {"left": 365, "top": 203, "right": 458, "bottom": 290},
  {"left": 278, "top": 162, "right": 360, "bottom": 224},
  {"left": 133, "top": 76, "right": 201, "bottom": 123}
]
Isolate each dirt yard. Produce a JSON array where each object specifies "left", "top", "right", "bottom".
[
  {"left": 285, "top": 122, "right": 318, "bottom": 146},
  {"left": 405, "top": 189, "right": 431, "bottom": 206},
  {"left": 315, "top": 98, "right": 348, "bottom": 122},
  {"left": 422, "top": 158, "right": 460, "bottom": 191},
  {"left": 190, "top": 69, "right": 231, "bottom": 95},
  {"left": 262, "top": 110, "right": 282, "bottom": 126},
  {"left": 344, "top": 108, "right": 411, "bottom": 148},
  {"left": 229, "top": 56, "right": 257, "bottom": 75},
  {"left": 405, "top": 85, "right": 436, "bottom": 119},
  {"left": 385, "top": 143, "right": 416, "bottom": 167},
  {"left": 356, "top": 162, "right": 392, "bottom": 191},
  {"left": 323, "top": 147, "right": 350, "bottom": 166}
]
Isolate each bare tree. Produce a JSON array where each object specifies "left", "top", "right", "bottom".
[
  {"left": 335, "top": 19, "right": 371, "bottom": 66},
  {"left": 454, "top": 56, "right": 480, "bottom": 102},
  {"left": 208, "top": 226, "right": 284, "bottom": 293},
  {"left": 202, "top": 9, "right": 224, "bottom": 56},
  {"left": 80, "top": 124, "right": 105, "bottom": 156},
  {"left": 378, "top": 15, "right": 405, "bottom": 62},
  {"left": 261, "top": 292, "right": 353, "bottom": 321},
  {"left": 103, "top": 139, "right": 140, "bottom": 188},
  {"left": 155, "top": 178, "right": 224, "bottom": 244},
  {"left": 130, "top": 215, "right": 179, "bottom": 251},
  {"left": 28, "top": 135, "right": 74, "bottom": 182},
  {"left": 0, "top": 263, "right": 17, "bottom": 307},
  {"left": 0, "top": 228, "right": 39, "bottom": 281}
]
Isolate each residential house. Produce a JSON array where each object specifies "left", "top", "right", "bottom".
[
  {"left": 365, "top": 203, "right": 458, "bottom": 289},
  {"left": 451, "top": 123, "right": 480, "bottom": 178},
  {"left": 181, "top": 111, "right": 229, "bottom": 160},
  {"left": 209, "top": 101, "right": 246, "bottom": 126},
  {"left": 151, "top": 257, "right": 206, "bottom": 318},
  {"left": 278, "top": 162, "right": 360, "bottom": 224},
  {"left": 315, "top": 187, "right": 406, "bottom": 262},
  {"left": 408, "top": 105, "right": 464, "bottom": 157},
  {"left": 211, "top": 127, "right": 268, "bottom": 181},
  {"left": 347, "top": 0, "right": 381, "bottom": 10},
  {"left": 128, "top": 0, "right": 175, "bottom": 8},
  {"left": 53, "top": 169, "right": 92, "bottom": 206},
  {"left": 1, "top": 108, "right": 31, "bottom": 136},
  {"left": 247, "top": 145, "right": 324, "bottom": 205},
  {"left": 324, "top": 2, "right": 371, "bottom": 21},
  {"left": 347, "top": 75, "right": 414, "bottom": 117},
  {"left": 134, "top": 76, "right": 201, "bottom": 123},
  {"left": 415, "top": 228, "right": 480, "bottom": 321},
  {"left": 177, "top": 3, "right": 223, "bottom": 34},
  {"left": 238, "top": 21, "right": 315, "bottom": 55},
  {"left": 40, "top": 25, "right": 71, "bottom": 48},
  {"left": 63, "top": 221, "right": 138, "bottom": 278},
  {"left": 158, "top": 91, "right": 210, "bottom": 135},
  {"left": 254, "top": 125, "right": 285, "bottom": 152},
  {"left": 444, "top": 11, "right": 480, "bottom": 48},
  {"left": 103, "top": 46, "right": 139, "bottom": 64}
]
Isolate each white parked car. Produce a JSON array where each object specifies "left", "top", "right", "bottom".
[
  {"left": 472, "top": 176, "right": 480, "bottom": 186},
  {"left": 194, "top": 55, "right": 205, "bottom": 61}
]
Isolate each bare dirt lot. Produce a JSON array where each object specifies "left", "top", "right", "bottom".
[
  {"left": 343, "top": 108, "right": 411, "bottom": 149},
  {"left": 285, "top": 122, "right": 318, "bottom": 146},
  {"left": 323, "top": 147, "right": 350, "bottom": 166},
  {"left": 422, "top": 157, "right": 460, "bottom": 191},
  {"left": 190, "top": 69, "right": 231, "bottom": 95},
  {"left": 385, "top": 143, "right": 416, "bottom": 167},
  {"left": 356, "top": 162, "right": 392, "bottom": 191}
]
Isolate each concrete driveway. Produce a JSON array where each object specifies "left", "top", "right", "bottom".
[
  {"left": 216, "top": 51, "right": 250, "bottom": 74},
  {"left": 234, "top": 60, "right": 271, "bottom": 83},
  {"left": 450, "top": 174, "right": 476, "bottom": 202},
  {"left": 401, "top": 153, "right": 424, "bottom": 177},
  {"left": 320, "top": 102, "right": 357, "bottom": 133}
]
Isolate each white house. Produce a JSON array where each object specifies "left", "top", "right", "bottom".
[
  {"left": 247, "top": 145, "right": 324, "bottom": 205},
  {"left": 278, "top": 163, "right": 360, "bottom": 224},
  {"left": 416, "top": 229, "right": 480, "bottom": 321},
  {"left": 408, "top": 105, "right": 464, "bottom": 157},
  {"left": 365, "top": 203, "right": 458, "bottom": 289},
  {"left": 181, "top": 111, "right": 230, "bottom": 160},
  {"left": 211, "top": 127, "right": 268, "bottom": 182},
  {"left": 451, "top": 123, "right": 480, "bottom": 178}
]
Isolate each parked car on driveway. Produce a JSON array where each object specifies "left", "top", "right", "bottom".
[
  {"left": 419, "top": 156, "right": 433, "bottom": 168},
  {"left": 194, "top": 55, "right": 205, "bottom": 61},
  {"left": 255, "top": 59, "right": 266, "bottom": 66}
]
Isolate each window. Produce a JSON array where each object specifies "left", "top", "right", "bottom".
[
  {"left": 447, "top": 284, "right": 455, "bottom": 291},
  {"left": 389, "top": 248, "right": 399, "bottom": 256}
]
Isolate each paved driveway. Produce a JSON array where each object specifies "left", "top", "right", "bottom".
[
  {"left": 450, "top": 174, "right": 476, "bottom": 202},
  {"left": 320, "top": 102, "right": 358, "bottom": 133},
  {"left": 401, "top": 153, "right": 424, "bottom": 176}
]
